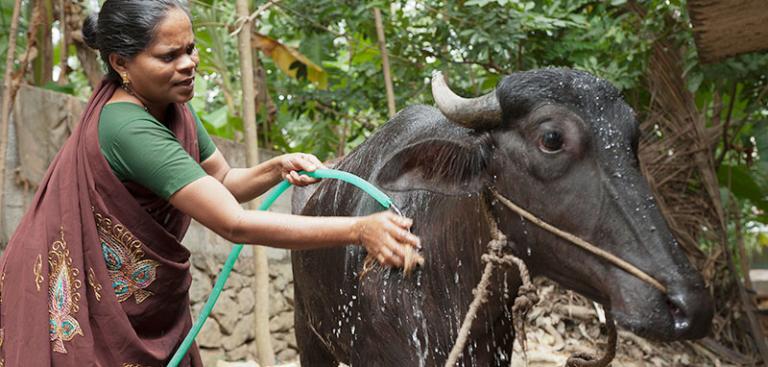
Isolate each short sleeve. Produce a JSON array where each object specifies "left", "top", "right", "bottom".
[{"left": 100, "top": 107, "right": 208, "bottom": 199}]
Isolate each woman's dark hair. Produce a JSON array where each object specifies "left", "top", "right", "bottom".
[{"left": 82, "top": 0, "right": 190, "bottom": 81}]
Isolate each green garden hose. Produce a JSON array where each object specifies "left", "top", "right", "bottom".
[{"left": 168, "top": 168, "right": 393, "bottom": 367}]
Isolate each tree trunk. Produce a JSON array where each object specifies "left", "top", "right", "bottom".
[
  {"left": 373, "top": 7, "right": 396, "bottom": 118},
  {"left": 57, "top": 0, "right": 69, "bottom": 85},
  {"left": 32, "top": 0, "right": 54, "bottom": 86},
  {"left": 252, "top": 51, "right": 270, "bottom": 148},
  {"left": 68, "top": 0, "right": 102, "bottom": 88},
  {"left": 0, "top": 0, "right": 23, "bottom": 245},
  {"left": 236, "top": 0, "right": 275, "bottom": 365}
]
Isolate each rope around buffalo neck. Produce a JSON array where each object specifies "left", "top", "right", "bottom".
[
  {"left": 444, "top": 196, "right": 619, "bottom": 367},
  {"left": 489, "top": 188, "right": 667, "bottom": 294},
  {"left": 443, "top": 206, "right": 538, "bottom": 367}
]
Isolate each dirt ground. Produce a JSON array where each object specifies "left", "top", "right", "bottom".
[{"left": 508, "top": 279, "right": 741, "bottom": 367}]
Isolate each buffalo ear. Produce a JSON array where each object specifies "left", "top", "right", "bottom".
[{"left": 376, "top": 139, "right": 490, "bottom": 195}]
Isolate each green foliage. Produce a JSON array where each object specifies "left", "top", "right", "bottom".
[
  {"left": 1, "top": 0, "right": 766, "bottom": 232},
  {"left": 187, "top": 0, "right": 666, "bottom": 160}
]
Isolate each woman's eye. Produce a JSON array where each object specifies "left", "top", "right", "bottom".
[
  {"left": 161, "top": 54, "right": 175, "bottom": 62},
  {"left": 538, "top": 130, "right": 564, "bottom": 153}
]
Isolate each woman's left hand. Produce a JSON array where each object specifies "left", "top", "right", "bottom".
[{"left": 276, "top": 153, "right": 326, "bottom": 186}]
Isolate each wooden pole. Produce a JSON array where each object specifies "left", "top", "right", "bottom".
[
  {"left": 32, "top": 0, "right": 54, "bottom": 86},
  {"left": 373, "top": 7, "right": 396, "bottom": 118},
  {"left": 0, "top": 0, "right": 23, "bottom": 245},
  {"left": 57, "top": 0, "right": 69, "bottom": 85},
  {"left": 235, "top": 0, "right": 275, "bottom": 365}
]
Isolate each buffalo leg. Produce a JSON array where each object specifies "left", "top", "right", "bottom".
[{"left": 293, "top": 290, "right": 338, "bottom": 366}]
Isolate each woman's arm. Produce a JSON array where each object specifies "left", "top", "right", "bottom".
[
  {"left": 169, "top": 175, "right": 421, "bottom": 267},
  {"left": 200, "top": 150, "right": 322, "bottom": 203}
]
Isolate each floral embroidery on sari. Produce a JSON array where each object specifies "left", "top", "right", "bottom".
[
  {"left": 48, "top": 228, "right": 83, "bottom": 354},
  {"left": 34, "top": 254, "right": 44, "bottom": 292},
  {"left": 122, "top": 363, "right": 153, "bottom": 367},
  {"left": 95, "top": 212, "right": 160, "bottom": 304},
  {"left": 87, "top": 267, "right": 103, "bottom": 302}
]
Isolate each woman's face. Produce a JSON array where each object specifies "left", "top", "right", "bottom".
[{"left": 121, "top": 8, "right": 199, "bottom": 107}]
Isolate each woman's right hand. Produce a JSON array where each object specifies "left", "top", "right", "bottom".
[{"left": 356, "top": 211, "right": 422, "bottom": 267}]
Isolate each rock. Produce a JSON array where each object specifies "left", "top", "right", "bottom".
[
  {"left": 283, "top": 287, "right": 294, "bottom": 307},
  {"left": 270, "top": 312, "right": 293, "bottom": 333},
  {"left": 226, "top": 272, "right": 250, "bottom": 291},
  {"left": 223, "top": 313, "right": 255, "bottom": 351},
  {"left": 196, "top": 254, "right": 224, "bottom": 275},
  {"left": 235, "top": 260, "right": 254, "bottom": 277},
  {"left": 285, "top": 331, "right": 297, "bottom": 349},
  {"left": 198, "top": 318, "right": 224, "bottom": 348},
  {"left": 213, "top": 295, "right": 240, "bottom": 334},
  {"left": 272, "top": 338, "right": 288, "bottom": 354},
  {"left": 269, "top": 296, "right": 287, "bottom": 316},
  {"left": 226, "top": 342, "right": 253, "bottom": 361},
  {"left": 237, "top": 288, "right": 256, "bottom": 315},
  {"left": 276, "top": 347, "right": 298, "bottom": 362},
  {"left": 190, "top": 302, "right": 203, "bottom": 320},
  {"left": 272, "top": 329, "right": 297, "bottom": 347},
  {"left": 272, "top": 272, "right": 289, "bottom": 292},
  {"left": 199, "top": 347, "right": 226, "bottom": 367},
  {"left": 191, "top": 267, "right": 213, "bottom": 304},
  {"left": 216, "top": 361, "right": 258, "bottom": 367}
]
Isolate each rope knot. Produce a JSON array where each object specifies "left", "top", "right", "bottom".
[{"left": 513, "top": 283, "right": 539, "bottom": 313}]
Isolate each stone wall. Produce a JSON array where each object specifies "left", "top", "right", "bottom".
[
  {"left": 189, "top": 252, "right": 298, "bottom": 365},
  {"left": 0, "top": 85, "right": 298, "bottom": 365}
]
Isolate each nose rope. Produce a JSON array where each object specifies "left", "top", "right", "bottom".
[
  {"left": 489, "top": 188, "right": 667, "bottom": 294},
  {"left": 565, "top": 313, "right": 617, "bottom": 367}
]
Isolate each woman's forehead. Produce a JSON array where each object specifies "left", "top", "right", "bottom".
[{"left": 148, "top": 8, "right": 194, "bottom": 50}]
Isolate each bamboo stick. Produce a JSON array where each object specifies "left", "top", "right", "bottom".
[
  {"left": 235, "top": 0, "right": 275, "bottom": 365},
  {"left": 373, "top": 7, "right": 396, "bottom": 118}
]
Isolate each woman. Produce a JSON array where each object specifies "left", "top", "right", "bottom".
[{"left": 0, "top": 0, "right": 420, "bottom": 365}]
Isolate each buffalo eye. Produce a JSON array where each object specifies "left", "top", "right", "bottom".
[{"left": 538, "top": 130, "right": 564, "bottom": 153}]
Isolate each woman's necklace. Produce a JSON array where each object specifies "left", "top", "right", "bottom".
[{"left": 121, "top": 84, "right": 150, "bottom": 113}]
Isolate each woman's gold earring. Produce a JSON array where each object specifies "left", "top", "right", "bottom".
[{"left": 121, "top": 72, "right": 130, "bottom": 87}]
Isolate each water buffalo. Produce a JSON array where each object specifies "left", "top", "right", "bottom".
[{"left": 290, "top": 68, "right": 713, "bottom": 366}]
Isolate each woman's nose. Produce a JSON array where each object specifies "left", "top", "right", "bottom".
[{"left": 178, "top": 52, "right": 198, "bottom": 73}]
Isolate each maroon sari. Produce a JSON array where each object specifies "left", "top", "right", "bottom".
[{"left": 0, "top": 81, "right": 203, "bottom": 366}]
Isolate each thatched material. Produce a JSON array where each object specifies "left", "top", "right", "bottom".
[
  {"left": 639, "top": 39, "right": 767, "bottom": 363},
  {"left": 639, "top": 43, "right": 721, "bottom": 263},
  {"left": 688, "top": 0, "right": 768, "bottom": 63}
]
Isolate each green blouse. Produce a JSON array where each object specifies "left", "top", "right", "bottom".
[{"left": 98, "top": 102, "right": 217, "bottom": 200}]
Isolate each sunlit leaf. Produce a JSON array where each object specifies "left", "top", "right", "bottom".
[{"left": 252, "top": 32, "right": 328, "bottom": 90}]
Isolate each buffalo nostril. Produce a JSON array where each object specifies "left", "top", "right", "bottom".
[
  {"left": 666, "top": 295, "right": 690, "bottom": 331},
  {"left": 662, "top": 285, "right": 714, "bottom": 340}
]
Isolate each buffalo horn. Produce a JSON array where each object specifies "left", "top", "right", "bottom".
[{"left": 431, "top": 71, "right": 501, "bottom": 130}]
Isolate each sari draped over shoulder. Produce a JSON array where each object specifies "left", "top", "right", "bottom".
[{"left": 0, "top": 81, "right": 203, "bottom": 366}]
